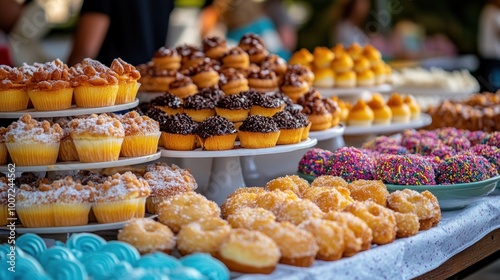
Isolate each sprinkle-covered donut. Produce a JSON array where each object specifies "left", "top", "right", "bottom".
[
  {"left": 375, "top": 154, "right": 436, "bottom": 185},
  {"left": 326, "top": 147, "right": 375, "bottom": 182}
]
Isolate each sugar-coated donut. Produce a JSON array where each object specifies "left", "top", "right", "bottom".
[
  {"left": 221, "top": 192, "right": 258, "bottom": 219},
  {"left": 323, "top": 211, "right": 372, "bottom": 255},
  {"left": 344, "top": 201, "right": 396, "bottom": 245},
  {"left": 387, "top": 189, "right": 441, "bottom": 230},
  {"left": 299, "top": 218, "right": 345, "bottom": 261},
  {"left": 227, "top": 207, "right": 277, "bottom": 231},
  {"left": 254, "top": 190, "right": 299, "bottom": 214},
  {"left": 265, "top": 175, "right": 310, "bottom": 197},
  {"left": 157, "top": 192, "right": 220, "bottom": 233},
  {"left": 216, "top": 228, "right": 280, "bottom": 274},
  {"left": 298, "top": 148, "right": 334, "bottom": 177},
  {"left": 226, "top": 187, "right": 265, "bottom": 199},
  {"left": 176, "top": 217, "right": 231, "bottom": 256},
  {"left": 302, "top": 186, "right": 353, "bottom": 212},
  {"left": 118, "top": 218, "right": 175, "bottom": 254},
  {"left": 347, "top": 180, "right": 389, "bottom": 206},
  {"left": 394, "top": 212, "right": 419, "bottom": 238},
  {"left": 276, "top": 199, "right": 324, "bottom": 225},
  {"left": 311, "top": 175, "right": 349, "bottom": 189},
  {"left": 376, "top": 154, "right": 436, "bottom": 185},
  {"left": 327, "top": 147, "right": 376, "bottom": 182}
]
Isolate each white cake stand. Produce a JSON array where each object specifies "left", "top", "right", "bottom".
[
  {"left": 308, "top": 124, "right": 346, "bottom": 151},
  {"left": 317, "top": 84, "right": 393, "bottom": 99},
  {"left": 0, "top": 99, "right": 139, "bottom": 118},
  {"left": 160, "top": 138, "right": 317, "bottom": 204}
]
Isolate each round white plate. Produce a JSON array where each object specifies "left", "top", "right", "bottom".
[
  {"left": 1, "top": 214, "right": 157, "bottom": 234},
  {"left": 137, "top": 91, "right": 165, "bottom": 103},
  {"left": 317, "top": 84, "right": 393, "bottom": 97},
  {"left": 0, "top": 151, "right": 161, "bottom": 173},
  {"left": 344, "top": 113, "right": 432, "bottom": 135},
  {"left": 308, "top": 124, "right": 345, "bottom": 141},
  {"left": 392, "top": 85, "right": 478, "bottom": 97},
  {"left": 161, "top": 138, "right": 317, "bottom": 158},
  {"left": 0, "top": 99, "right": 139, "bottom": 119}
]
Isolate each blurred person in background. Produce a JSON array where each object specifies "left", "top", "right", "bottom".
[
  {"left": 68, "top": 0, "right": 174, "bottom": 66},
  {"left": 478, "top": 0, "right": 500, "bottom": 91},
  {"left": 331, "top": 0, "right": 371, "bottom": 46},
  {"left": 200, "top": 0, "right": 296, "bottom": 60}
]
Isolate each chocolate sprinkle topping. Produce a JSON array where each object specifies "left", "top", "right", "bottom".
[
  {"left": 199, "top": 87, "right": 225, "bottom": 103},
  {"left": 279, "top": 72, "right": 306, "bottom": 87},
  {"left": 196, "top": 115, "right": 236, "bottom": 138},
  {"left": 273, "top": 91, "right": 294, "bottom": 108},
  {"left": 219, "top": 68, "right": 246, "bottom": 85},
  {"left": 251, "top": 94, "right": 284, "bottom": 108},
  {"left": 151, "top": 93, "right": 182, "bottom": 108},
  {"left": 154, "top": 47, "right": 178, "bottom": 58},
  {"left": 288, "top": 109, "right": 310, "bottom": 126},
  {"left": 169, "top": 74, "right": 194, "bottom": 88},
  {"left": 239, "top": 115, "right": 279, "bottom": 132},
  {"left": 240, "top": 89, "right": 263, "bottom": 103},
  {"left": 161, "top": 113, "right": 198, "bottom": 135},
  {"left": 144, "top": 107, "right": 169, "bottom": 125},
  {"left": 217, "top": 94, "right": 251, "bottom": 110},
  {"left": 202, "top": 36, "right": 227, "bottom": 51},
  {"left": 239, "top": 33, "right": 265, "bottom": 48},
  {"left": 247, "top": 68, "right": 276, "bottom": 80},
  {"left": 175, "top": 44, "right": 200, "bottom": 58},
  {"left": 183, "top": 94, "right": 216, "bottom": 110},
  {"left": 273, "top": 110, "right": 303, "bottom": 129}
]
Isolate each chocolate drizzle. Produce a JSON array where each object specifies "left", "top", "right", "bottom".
[
  {"left": 217, "top": 94, "right": 251, "bottom": 110},
  {"left": 239, "top": 115, "right": 279, "bottom": 132},
  {"left": 183, "top": 94, "right": 215, "bottom": 110},
  {"left": 196, "top": 115, "right": 236, "bottom": 138},
  {"left": 161, "top": 113, "right": 198, "bottom": 135}
]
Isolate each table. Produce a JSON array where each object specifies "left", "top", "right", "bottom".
[{"left": 236, "top": 190, "right": 500, "bottom": 280}]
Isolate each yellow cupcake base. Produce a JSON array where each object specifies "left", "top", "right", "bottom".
[
  {"left": 215, "top": 108, "right": 249, "bottom": 122},
  {"left": 16, "top": 204, "right": 55, "bottom": 228},
  {"left": 277, "top": 128, "right": 304, "bottom": 145},
  {"left": 74, "top": 84, "right": 119, "bottom": 107},
  {"left": 121, "top": 133, "right": 160, "bottom": 157},
  {"left": 162, "top": 133, "right": 197, "bottom": 151},
  {"left": 58, "top": 138, "right": 79, "bottom": 162},
  {"left": 198, "top": 134, "right": 237, "bottom": 151},
  {"left": 115, "top": 81, "right": 139, "bottom": 104},
  {"left": 72, "top": 137, "right": 123, "bottom": 163},
  {"left": 250, "top": 105, "right": 284, "bottom": 117},
  {"left": 0, "top": 143, "right": 7, "bottom": 165},
  {"left": 156, "top": 106, "right": 182, "bottom": 115},
  {"left": 54, "top": 203, "right": 91, "bottom": 226},
  {"left": 238, "top": 131, "right": 280, "bottom": 148},
  {"left": 28, "top": 88, "right": 73, "bottom": 111},
  {"left": 184, "top": 108, "right": 216, "bottom": 122},
  {"left": 92, "top": 198, "right": 139, "bottom": 224},
  {"left": 301, "top": 123, "right": 312, "bottom": 141},
  {"left": 6, "top": 142, "right": 59, "bottom": 166},
  {"left": 0, "top": 88, "right": 29, "bottom": 111}
]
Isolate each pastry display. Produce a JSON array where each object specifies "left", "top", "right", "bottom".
[
  {"left": 215, "top": 93, "right": 251, "bottom": 122},
  {"left": 160, "top": 113, "right": 198, "bottom": 151},
  {"left": 238, "top": 115, "right": 280, "bottom": 148},
  {"left": 222, "top": 46, "right": 250, "bottom": 70},
  {"left": 118, "top": 218, "right": 176, "bottom": 254},
  {"left": 279, "top": 72, "right": 309, "bottom": 102},
  {"left": 118, "top": 111, "right": 160, "bottom": 157},
  {"left": 0, "top": 65, "right": 29, "bottom": 111},
  {"left": 5, "top": 114, "right": 63, "bottom": 166},
  {"left": 261, "top": 54, "right": 288, "bottom": 77},
  {"left": 238, "top": 33, "right": 269, "bottom": 64},
  {"left": 183, "top": 93, "right": 216, "bottom": 122},
  {"left": 110, "top": 58, "right": 141, "bottom": 104}
]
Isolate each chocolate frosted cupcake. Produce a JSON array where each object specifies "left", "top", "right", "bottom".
[
  {"left": 183, "top": 58, "right": 219, "bottom": 89},
  {"left": 152, "top": 92, "right": 183, "bottom": 115},
  {"left": 199, "top": 87, "right": 225, "bottom": 103},
  {"left": 322, "top": 98, "right": 341, "bottom": 127},
  {"left": 168, "top": 74, "right": 198, "bottom": 99},
  {"left": 143, "top": 107, "right": 168, "bottom": 125},
  {"left": 247, "top": 68, "right": 278, "bottom": 93},
  {"left": 273, "top": 91, "right": 295, "bottom": 111},
  {"left": 238, "top": 33, "right": 268, "bottom": 64},
  {"left": 222, "top": 47, "right": 250, "bottom": 70},
  {"left": 273, "top": 111, "right": 304, "bottom": 144},
  {"left": 288, "top": 109, "right": 311, "bottom": 140},
  {"left": 161, "top": 113, "right": 198, "bottom": 151},
  {"left": 261, "top": 54, "right": 287, "bottom": 77},
  {"left": 153, "top": 47, "right": 181, "bottom": 71},
  {"left": 238, "top": 115, "right": 280, "bottom": 148},
  {"left": 215, "top": 94, "right": 251, "bottom": 122},
  {"left": 196, "top": 116, "right": 237, "bottom": 150},
  {"left": 176, "top": 44, "right": 204, "bottom": 69},
  {"left": 219, "top": 68, "right": 249, "bottom": 95},
  {"left": 250, "top": 94, "right": 285, "bottom": 117},
  {"left": 203, "top": 36, "right": 229, "bottom": 60},
  {"left": 279, "top": 72, "right": 309, "bottom": 103},
  {"left": 183, "top": 94, "right": 216, "bottom": 122}
]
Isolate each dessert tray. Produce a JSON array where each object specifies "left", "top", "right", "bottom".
[
  {"left": 385, "top": 175, "right": 500, "bottom": 210},
  {"left": 0, "top": 151, "right": 161, "bottom": 173},
  {"left": 344, "top": 113, "right": 432, "bottom": 135},
  {"left": 317, "top": 84, "right": 393, "bottom": 97},
  {"left": 0, "top": 99, "right": 140, "bottom": 118},
  {"left": 0, "top": 214, "right": 157, "bottom": 234}
]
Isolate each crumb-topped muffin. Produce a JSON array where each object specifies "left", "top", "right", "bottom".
[
  {"left": 203, "top": 36, "right": 229, "bottom": 60},
  {"left": 250, "top": 94, "right": 285, "bottom": 117},
  {"left": 110, "top": 58, "right": 141, "bottom": 104},
  {"left": 5, "top": 114, "right": 63, "bottom": 166},
  {"left": 239, "top": 115, "right": 280, "bottom": 148},
  {"left": 161, "top": 113, "right": 198, "bottom": 151},
  {"left": 119, "top": 111, "right": 161, "bottom": 157},
  {"left": 247, "top": 68, "right": 279, "bottom": 93},
  {"left": 273, "top": 110, "right": 304, "bottom": 144},
  {"left": 153, "top": 46, "right": 181, "bottom": 71},
  {"left": 197, "top": 115, "right": 237, "bottom": 150},
  {"left": 93, "top": 172, "right": 150, "bottom": 223},
  {"left": 183, "top": 94, "right": 216, "bottom": 122},
  {"left": 168, "top": 73, "right": 198, "bottom": 99},
  {"left": 215, "top": 94, "right": 251, "bottom": 122},
  {"left": 0, "top": 65, "right": 28, "bottom": 111},
  {"left": 69, "top": 113, "right": 125, "bottom": 163},
  {"left": 143, "top": 162, "right": 198, "bottom": 213},
  {"left": 0, "top": 127, "right": 8, "bottom": 164},
  {"left": 219, "top": 68, "right": 249, "bottom": 95},
  {"left": 24, "top": 59, "right": 73, "bottom": 110},
  {"left": 70, "top": 58, "right": 119, "bottom": 107},
  {"left": 152, "top": 92, "right": 183, "bottom": 115}
]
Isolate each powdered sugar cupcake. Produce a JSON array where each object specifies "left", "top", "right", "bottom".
[{"left": 118, "top": 111, "right": 160, "bottom": 157}]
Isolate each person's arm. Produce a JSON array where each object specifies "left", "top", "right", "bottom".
[
  {"left": 67, "top": 12, "right": 109, "bottom": 65},
  {"left": 0, "top": 0, "right": 23, "bottom": 33}
]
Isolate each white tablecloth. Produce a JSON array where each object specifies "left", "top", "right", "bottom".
[{"left": 237, "top": 190, "right": 500, "bottom": 280}]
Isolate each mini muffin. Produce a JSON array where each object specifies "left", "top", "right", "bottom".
[
  {"left": 371, "top": 62, "right": 386, "bottom": 85},
  {"left": 119, "top": 111, "right": 161, "bottom": 157},
  {"left": 273, "top": 110, "right": 304, "bottom": 144},
  {"left": 289, "top": 48, "right": 314, "bottom": 67},
  {"left": 168, "top": 74, "right": 198, "bottom": 99},
  {"left": 143, "top": 162, "right": 198, "bottom": 213},
  {"left": 347, "top": 43, "right": 364, "bottom": 60},
  {"left": 238, "top": 33, "right": 269, "bottom": 63},
  {"left": 403, "top": 94, "right": 421, "bottom": 120},
  {"left": 152, "top": 47, "right": 181, "bottom": 71},
  {"left": 247, "top": 68, "right": 279, "bottom": 93},
  {"left": 323, "top": 97, "right": 341, "bottom": 127},
  {"left": 203, "top": 36, "right": 229, "bottom": 60},
  {"left": 363, "top": 44, "right": 382, "bottom": 65},
  {"left": 183, "top": 94, "right": 216, "bottom": 122},
  {"left": 0, "top": 65, "right": 28, "bottom": 111},
  {"left": 353, "top": 57, "right": 371, "bottom": 73},
  {"left": 335, "top": 70, "right": 356, "bottom": 88},
  {"left": 216, "top": 228, "right": 280, "bottom": 274},
  {"left": 250, "top": 94, "right": 285, "bottom": 117},
  {"left": 331, "top": 96, "right": 350, "bottom": 123},
  {"left": 176, "top": 45, "right": 206, "bottom": 70},
  {"left": 222, "top": 47, "right": 250, "bottom": 70},
  {"left": 68, "top": 113, "right": 125, "bottom": 163},
  {"left": 197, "top": 116, "right": 237, "bottom": 150},
  {"left": 356, "top": 69, "right": 375, "bottom": 87},
  {"left": 110, "top": 58, "right": 141, "bottom": 104},
  {"left": 136, "top": 62, "right": 154, "bottom": 91},
  {"left": 331, "top": 53, "right": 354, "bottom": 73},
  {"left": 219, "top": 68, "right": 249, "bottom": 95},
  {"left": 70, "top": 58, "right": 119, "bottom": 107},
  {"left": 55, "top": 117, "right": 79, "bottom": 162},
  {"left": 161, "top": 113, "right": 198, "bottom": 151},
  {"left": 279, "top": 73, "right": 309, "bottom": 102},
  {"left": 93, "top": 172, "right": 150, "bottom": 223},
  {"left": 347, "top": 99, "right": 374, "bottom": 127},
  {"left": 313, "top": 68, "right": 335, "bottom": 88},
  {"left": 239, "top": 115, "right": 280, "bottom": 148},
  {"left": 5, "top": 114, "right": 63, "bottom": 166},
  {"left": 287, "top": 64, "right": 315, "bottom": 86},
  {"left": 183, "top": 58, "right": 219, "bottom": 89},
  {"left": 313, "top": 47, "right": 335, "bottom": 69},
  {"left": 300, "top": 98, "right": 333, "bottom": 131},
  {"left": 15, "top": 184, "right": 55, "bottom": 227},
  {"left": 199, "top": 87, "right": 225, "bottom": 103},
  {"left": 149, "top": 68, "right": 178, "bottom": 92},
  {"left": 331, "top": 43, "right": 346, "bottom": 57},
  {"left": 387, "top": 93, "right": 411, "bottom": 123},
  {"left": 152, "top": 92, "right": 183, "bottom": 115},
  {"left": 215, "top": 94, "right": 251, "bottom": 122},
  {"left": 0, "top": 127, "right": 8, "bottom": 164},
  {"left": 25, "top": 59, "right": 73, "bottom": 110},
  {"left": 261, "top": 55, "right": 288, "bottom": 77},
  {"left": 367, "top": 93, "right": 392, "bottom": 125},
  {"left": 288, "top": 109, "right": 311, "bottom": 140}
]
